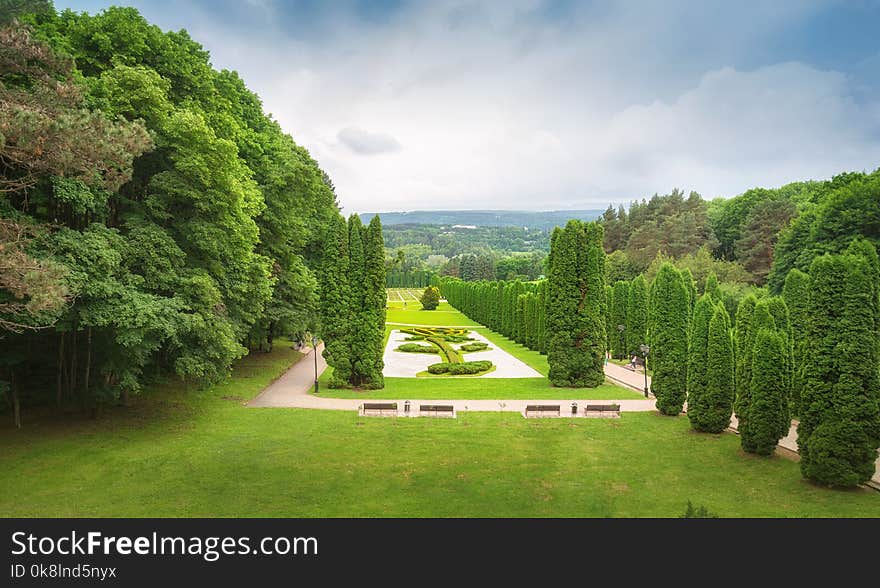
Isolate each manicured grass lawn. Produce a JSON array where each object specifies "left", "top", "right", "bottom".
[
  {"left": 386, "top": 301, "right": 480, "bottom": 326},
  {"left": 316, "top": 367, "right": 639, "bottom": 399},
  {"left": 1, "top": 345, "right": 878, "bottom": 517}
]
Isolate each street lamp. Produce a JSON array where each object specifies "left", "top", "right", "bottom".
[
  {"left": 311, "top": 334, "right": 320, "bottom": 394},
  {"left": 639, "top": 344, "right": 650, "bottom": 398}
]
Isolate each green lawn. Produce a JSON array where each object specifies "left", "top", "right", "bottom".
[
  {"left": 2, "top": 344, "right": 878, "bottom": 517},
  {"left": 316, "top": 367, "right": 640, "bottom": 399},
  {"left": 386, "top": 301, "right": 480, "bottom": 326}
]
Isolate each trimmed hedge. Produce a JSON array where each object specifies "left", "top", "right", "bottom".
[
  {"left": 396, "top": 343, "right": 440, "bottom": 354},
  {"left": 460, "top": 342, "right": 489, "bottom": 352},
  {"left": 427, "top": 360, "right": 493, "bottom": 375}
]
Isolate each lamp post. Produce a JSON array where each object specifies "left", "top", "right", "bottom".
[
  {"left": 311, "top": 334, "right": 319, "bottom": 394},
  {"left": 639, "top": 344, "right": 650, "bottom": 398}
]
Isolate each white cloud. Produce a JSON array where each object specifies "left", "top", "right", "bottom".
[
  {"left": 56, "top": 0, "right": 880, "bottom": 212},
  {"left": 337, "top": 126, "right": 402, "bottom": 155}
]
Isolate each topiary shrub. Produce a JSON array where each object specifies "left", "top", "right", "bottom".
[
  {"left": 460, "top": 342, "right": 489, "bottom": 352},
  {"left": 420, "top": 286, "right": 441, "bottom": 310},
  {"left": 426, "top": 360, "right": 493, "bottom": 375},
  {"left": 396, "top": 343, "right": 440, "bottom": 354},
  {"left": 404, "top": 335, "right": 425, "bottom": 341}
]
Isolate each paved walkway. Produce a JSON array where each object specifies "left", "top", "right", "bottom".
[
  {"left": 249, "top": 345, "right": 880, "bottom": 485},
  {"left": 248, "top": 343, "right": 654, "bottom": 412}
]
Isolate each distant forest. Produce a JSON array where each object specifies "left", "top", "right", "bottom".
[{"left": 384, "top": 170, "right": 880, "bottom": 299}]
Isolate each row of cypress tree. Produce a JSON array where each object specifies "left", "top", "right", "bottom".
[
  {"left": 442, "top": 226, "right": 879, "bottom": 487},
  {"left": 318, "top": 215, "right": 387, "bottom": 389},
  {"left": 440, "top": 277, "right": 548, "bottom": 354}
]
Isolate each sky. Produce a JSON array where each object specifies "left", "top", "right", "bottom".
[{"left": 55, "top": 0, "right": 880, "bottom": 214}]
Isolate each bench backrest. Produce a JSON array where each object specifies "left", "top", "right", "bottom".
[
  {"left": 584, "top": 404, "right": 620, "bottom": 411},
  {"left": 363, "top": 403, "right": 398, "bottom": 410},
  {"left": 526, "top": 405, "right": 560, "bottom": 411},
  {"left": 420, "top": 405, "right": 454, "bottom": 412}
]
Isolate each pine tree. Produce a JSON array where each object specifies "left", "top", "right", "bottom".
[
  {"left": 546, "top": 220, "right": 606, "bottom": 387},
  {"left": 798, "top": 248, "right": 880, "bottom": 487},
  {"left": 782, "top": 269, "right": 810, "bottom": 415},
  {"left": 626, "top": 275, "right": 649, "bottom": 357},
  {"left": 611, "top": 280, "right": 630, "bottom": 358},
  {"left": 319, "top": 214, "right": 352, "bottom": 388},
  {"left": 743, "top": 328, "right": 789, "bottom": 455},
  {"left": 686, "top": 294, "right": 714, "bottom": 429},
  {"left": 649, "top": 262, "right": 689, "bottom": 414},
  {"left": 697, "top": 304, "right": 735, "bottom": 433}
]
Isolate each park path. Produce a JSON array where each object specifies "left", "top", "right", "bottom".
[
  {"left": 249, "top": 344, "right": 880, "bottom": 486},
  {"left": 248, "top": 343, "right": 654, "bottom": 412}
]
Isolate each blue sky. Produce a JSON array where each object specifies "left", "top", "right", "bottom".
[{"left": 54, "top": 0, "right": 880, "bottom": 213}]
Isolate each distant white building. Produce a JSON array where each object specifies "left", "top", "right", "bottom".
[{"left": 452, "top": 224, "right": 477, "bottom": 229}]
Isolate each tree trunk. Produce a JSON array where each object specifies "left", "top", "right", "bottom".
[
  {"left": 11, "top": 370, "right": 20, "bottom": 429},
  {"left": 56, "top": 331, "right": 65, "bottom": 408},
  {"left": 84, "top": 326, "right": 92, "bottom": 396}
]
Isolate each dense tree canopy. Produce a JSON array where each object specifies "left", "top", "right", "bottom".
[{"left": 0, "top": 7, "right": 340, "bottom": 422}]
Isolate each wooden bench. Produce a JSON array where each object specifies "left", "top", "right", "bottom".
[
  {"left": 419, "top": 404, "right": 455, "bottom": 418},
  {"left": 584, "top": 403, "right": 621, "bottom": 418},
  {"left": 525, "top": 404, "right": 561, "bottom": 418},
  {"left": 361, "top": 402, "right": 398, "bottom": 417}
]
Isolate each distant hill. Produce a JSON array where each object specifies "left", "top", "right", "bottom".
[{"left": 358, "top": 209, "right": 604, "bottom": 230}]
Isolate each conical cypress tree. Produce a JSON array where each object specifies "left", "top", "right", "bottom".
[
  {"left": 649, "top": 262, "right": 689, "bottom": 415},
  {"left": 605, "top": 284, "right": 614, "bottom": 354},
  {"left": 783, "top": 269, "right": 810, "bottom": 415},
  {"left": 697, "top": 304, "right": 735, "bottom": 433},
  {"left": 547, "top": 220, "right": 606, "bottom": 387},
  {"left": 704, "top": 272, "right": 721, "bottom": 303},
  {"left": 737, "top": 299, "right": 776, "bottom": 451},
  {"left": 360, "top": 215, "right": 386, "bottom": 388},
  {"left": 766, "top": 296, "right": 792, "bottom": 423},
  {"left": 743, "top": 328, "right": 789, "bottom": 455},
  {"left": 798, "top": 249, "right": 880, "bottom": 487},
  {"left": 626, "top": 275, "right": 649, "bottom": 357},
  {"left": 611, "top": 280, "right": 630, "bottom": 358},
  {"left": 347, "top": 215, "right": 367, "bottom": 386},
  {"left": 686, "top": 294, "right": 714, "bottom": 429},
  {"left": 734, "top": 294, "right": 756, "bottom": 415},
  {"left": 319, "top": 214, "right": 352, "bottom": 388},
  {"left": 681, "top": 267, "right": 696, "bottom": 322}
]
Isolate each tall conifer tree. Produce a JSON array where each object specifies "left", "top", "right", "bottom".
[
  {"left": 649, "top": 262, "right": 689, "bottom": 414},
  {"left": 546, "top": 220, "right": 606, "bottom": 387}
]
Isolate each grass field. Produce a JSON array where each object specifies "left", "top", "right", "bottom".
[
  {"left": 385, "top": 288, "right": 480, "bottom": 326},
  {"left": 2, "top": 344, "right": 878, "bottom": 517},
  {"left": 316, "top": 367, "right": 639, "bottom": 399}
]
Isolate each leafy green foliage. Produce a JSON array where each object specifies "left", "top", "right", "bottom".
[
  {"left": 648, "top": 263, "right": 689, "bottom": 414},
  {"left": 546, "top": 220, "right": 606, "bottom": 387},
  {"left": 0, "top": 7, "right": 340, "bottom": 419},
  {"left": 610, "top": 280, "right": 629, "bottom": 358},
  {"left": 743, "top": 329, "right": 789, "bottom": 455},
  {"left": 625, "top": 275, "right": 648, "bottom": 356},
  {"left": 686, "top": 295, "right": 714, "bottom": 429},
  {"left": 420, "top": 286, "right": 441, "bottom": 310},
  {"left": 782, "top": 269, "right": 809, "bottom": 415},
  {"left": 426, "top": 360, "right": 493, "bottom": 375},
  {"left": 798, "top": 247, "right": 880, "bottom": 487}
]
